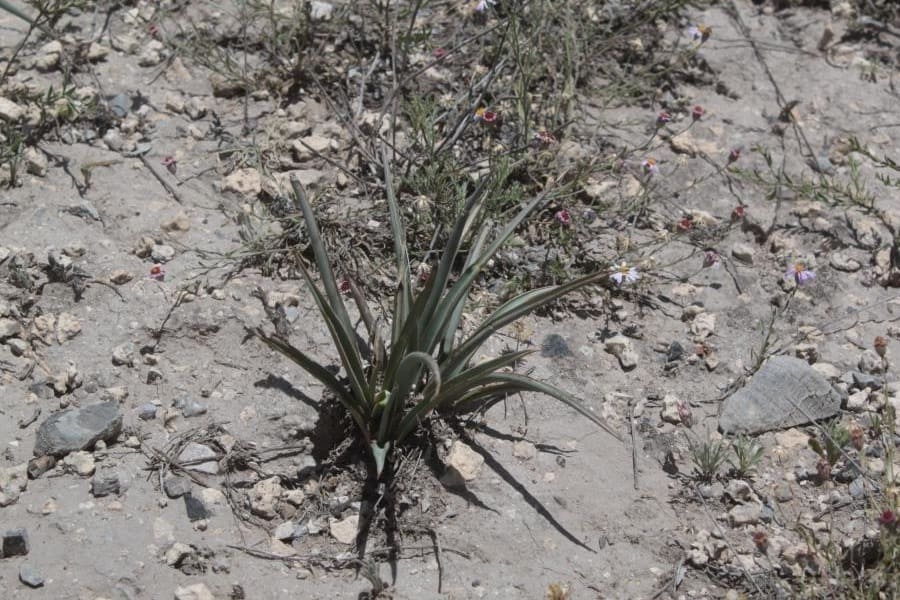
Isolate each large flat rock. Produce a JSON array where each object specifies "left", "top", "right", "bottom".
[
  {"left": 33, "top": 402, "right": 123, "bottom": 457},
  {"left": 719, "top": 356, "right": 841, "bottom": 434}
]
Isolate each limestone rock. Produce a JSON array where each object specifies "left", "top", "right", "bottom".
[
  {"left": 222, "top": 168, "right": 261, "bottom": 196},
  {"left": 250, "top": 477, "right": 283, "bottom": 519},
  {"left": 719, "top": 356, "right": 841, "bottom": 434},
  {"left": 329, "top": 514, "right": 359, "bottom": 545},
  {"left": 442, "top": 441, "right": 483, "bottom": 486}
]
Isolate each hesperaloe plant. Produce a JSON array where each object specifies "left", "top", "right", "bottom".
[{"left": 255, "top": 152, "right": 620, "bottom": 478}]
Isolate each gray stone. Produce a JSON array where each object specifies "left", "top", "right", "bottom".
[
  {"left": 728, "top": 502, "right": 762, "bottom": 526},
  {"left": 666, "top": 341, "right": 685, "bottom": 363},
  {"left": 2, "top": 528, "right": 29, "bottom": 556},
  {"left": 830, "top": 251, "right": 861, "bottom": 272},
  {"left": 164, "top": 475, "right": 192, "bottom": 498},
  {"left": 174, "top": 582, "right": 215, "bottom": 600},
  {"left": 849, "top": 477, "right": 866, "bottom": 499},
  {"left": 0, "top": 464, "right": 28, "bottom": 507},
  {"left": 731, "top": 243, "right": 756, "bottom": 264},
  {"left": 851, "top": 371, "right": 882, "bottom": 391},
  {"left": 273, "top": 521, "right": 297, "bottom": 540},
  {"left": 858, "top": 349, "right": 884, "bottom": 374},
  {"left": 181, "top": 399, "right": 207, "bottom": 418},
  {"left": 296, "top": 454, "right": 317, "bottom": 479},
  {"left": 250, "top": 478, "right": 282, "bottom": 519},
  {"left": 137, "top": 403, "right": 157, "bottom": 420},
  {"left": 0, "top": 97, "right": 25, "bottom": 121},
  {"left": 183, "top": 493, "right": 210, "bottom": 521},
  {"left": 146, "top": 367, "right": 163, "bottom": 384},
  {"left": 151, "top": 244, "right": 175, "bottom": 263},
  {"left": 719, "top": 356, "right": 841, "bottom": 434},
  {"left": 698, "top": 482, "right": 724, "bottom": 499},
  {"left": 310, "top": 1, "right": 334, "bottom": 19},
  {"left": 19, "top": 564, "right": 43, "bottom": 587},
  {"left": 91, "top": 472, "right": 120, "bottom": 497},
  {"left": 0, "top": 317, "right": 22, "bottom": 339},
  {"left": 725, "top": 479, "right": 753, "bottom": 503},
  {"left": 111, "top": 343, "right": 135, "bottom": 367},
  {"left": 33, "top": 402, "right": 122, "bottom": 457},
  {"left": 773, "top": 481, "right": 793, "bottom": 503},
  {"left": 177, "top": 443, "right": 219, "bottom": 474}
]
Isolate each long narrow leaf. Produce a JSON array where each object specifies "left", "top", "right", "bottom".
[
  {"left": 413, "top": 177, "right": 493, "bottom": 340},
  {"left": 289, "top": 175, "right": 355, "bottom": 340},
  {"left": 298, "top": 264, "right": 371, "bottom": 408},
  {"left": 395, "top": 350, "right": 530, "bottom": 442},
  {"left": 423, "top": 189, "right": 554, "bottom": 353},
  {"left": 377, "top": 351, "right": 441, "bottom": 445},
  {"left": 430, "top": 349, "right": 532, "bottom": 404},
  {"left": 252, "top": 328, "right": 367, "bottom": 431},
  {"left": 440, "top": 222, "right": 492, "bottom": 356},
  {"left": 382, "top": 146, "right": 413, "bottom": 332},
  {"left": 442, "top": 272, "right": 603, "bottom": 377}
]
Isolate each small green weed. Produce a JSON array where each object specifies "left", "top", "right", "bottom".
[
  {"left": 728, "top": 434, "right": 764, "bottom": 480},
  {"left": 688, "top": 433, "right": 730, "bottom": 483}
]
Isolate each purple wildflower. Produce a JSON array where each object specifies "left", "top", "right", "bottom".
[{"left": 785, "top": 262, "right": 816, "bottom": 285}]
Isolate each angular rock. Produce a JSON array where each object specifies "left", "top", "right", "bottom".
[
  {"left": 310, "top": 1, "right": 335, "bottom": 19},
  {"left": 773, "top": 481, "right": 793, "bottom": 503},
  {"left": 858, "top": 349, "right": 884, "bottom": 374},
  {"left": 329, "top": 515, "right": 359, "bottom": 545},
  {"left": 183, "top": 493, "right": 210, "bottom": 521},
  {"left": 0, "top": 464, "right": 28, "bottom": 507},
  {"left": 112, "top": 343, "right": 135, "bottom": 367},
  {"left": 604, "top": 335, "right": 639, "bottom": 371},
  {"left": 512, "top": 440, "right": 537, "bottom": 460},
  {"left": 63, "top": 451, "right": 96, "bottom": 476},
  {"left": 137, "top": 403, "right": 157, "bottom": 420},
  {"left": 296, "top": 454, "right": 317, "bottom": 479},
  {"left": 24, "top": 147, "right": 48, "bottom": 177},
  {"left": 26, "top": 456, "right": 56, "bottom": 479},
  {"left": 250, "top": 477, "right": 282, "bottom": 519},
  {"left": 273, "top": 521, "right": 297, "bottom": 541},
  {"left": 91, "top": 472, "right": 120, "bottom": 497},
  {"left": 2, "top": 528, "right": 29, "bottom": 556},
  {"left": 729, "top": 502, "right": 762, "bottom": 526},
  {"left": 33, "top": 402, "right": 122, "bottom": 457},
  {"left": 0, "top": 97, "right": 25, "bottom": 121},
  {"left": 442, "top": 441, "right": 483, "bottom": 486},
  {"left": 719, "top": 356, "right": 841, "bottom": 434},
  {"left": 830, "top": 252, "right": 861, "bottom": 272},
  {"left": 0, "top": 317, "right": 22, "bottom": 339},
  {"left": 164, "top": 475, "right": 192, "bottom": 498},
  {"left": 731, "top": 243, "right": 756, "bottom": 264},
  {"left": 151, "top": 244, "right": 176, "bottom": 263},
  {"left": 177, "top": 443, "right": 219, "bottom": 474},
  {"left": 19, "top": 564, "right": 43, "bottom": 587},
  {"left": 222, "top": 168, "right": 261, "bottom": 196}
]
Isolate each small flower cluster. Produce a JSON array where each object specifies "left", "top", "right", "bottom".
[
  {"left": 162, "top": 156, "right": 177, "bottom": 175},
  {"left": 474, "top": 0, "right": 495, "bottom": 12},
  {"left": 474, "top": 106, "right": 498, "bottom": 124},
  {"left": 533, "top": 130, "right": 558, "bottom": 146},
  {"left": 149, "top": 264, "right": 165, "bottom": 281},
  {"left": 610, "top": 262, "right": 640, "bottom": 286},
  {"left": 554, "top": 209, "right": 571, "bottom": 226},
  {"left": 688, "top": 24, "right": 712, "bottom": 44},
  {"left": 641, "top": 158, "right": 659, "bottom": 176},
  {"left": 785, "top": 262, "right": 816, "bottom": 286}
]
